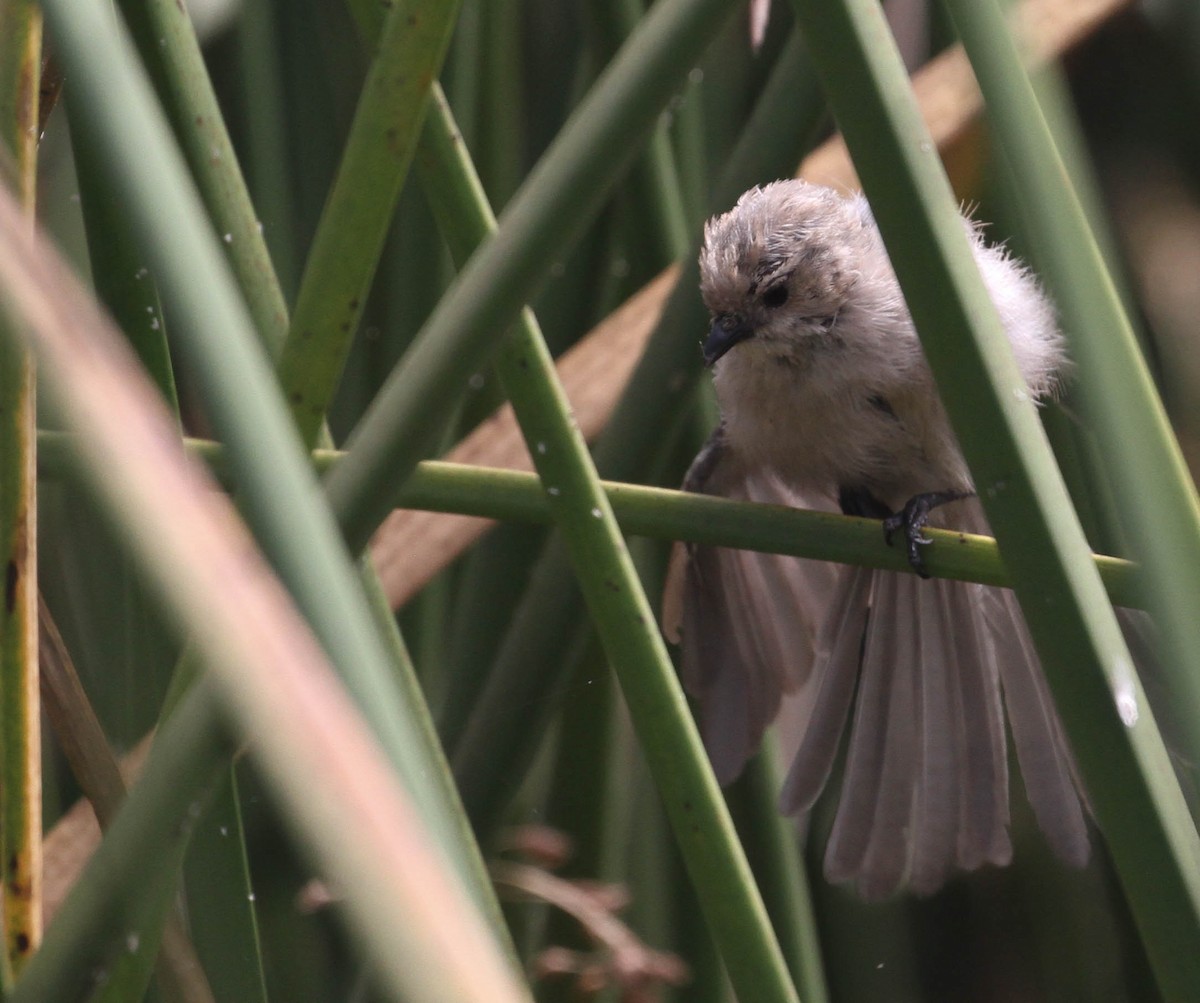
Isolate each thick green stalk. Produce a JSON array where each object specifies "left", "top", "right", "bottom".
[
  {"left": 76, "top": 8, "right": 269, "bottom": 996},
  {"left": 439, "top": 30, "right": 827, "bottom": 845},
  {"left": 416, "top": 85, "right": 799, "bottom": 1003},
  {"left": 9, "top": 685, "right": 233, "bottom": 1003},
  {"left": 277, "top": 0, "right": 462, "bottom": 444},
  {"left": 67, "top": 97, "right": 179, "bottom": 415},
  {"left": 0, "top": 176, "right": 531, "bottom": 1003},
  {"left": 116, "top": 0, "right": 289, "bottom": 352},
  {"left": 68, "top": 81, "right": 212, "bottom": 991},
  {"left": 66, "top": 84, "right": 227, "bottom": 989},
  {"left": 945, "top": 0, "right": 1200, "bottom": 988},
  {"left": 727, "top": 745, "right": 829, "bottom": 1003},
  {"left": 0, "top": 0, "right": 40, "bottom": 982},
  {"left": 234, "top": 0, "right": 299, "bottom": 297},
  {"left": 788, "top": 0, "right": 1200, "bottom": 996},
  {"left": 39, "top": 0, "right": 505, "bottom": 938},
  {"left": 586, "top": 0, "right": 691, "bottom": 263},
  {"left": 324, "top": 0, "right": 744, "bottom": 551},
  {"left": 67, "top": 13, "right": 266, "bottom": 984},
  {"left": 39, "top": 600, "right": 216, "bottom": 1003}
]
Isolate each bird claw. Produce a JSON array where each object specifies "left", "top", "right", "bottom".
[{"left": 883, "top": 491, "right": 972, "bottom": 578}]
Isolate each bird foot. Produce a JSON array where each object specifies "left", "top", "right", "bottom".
[{"left": 883, "top": 491, "right": 972, "bottom": 578}]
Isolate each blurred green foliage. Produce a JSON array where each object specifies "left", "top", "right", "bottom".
[{"left": 19, "top": 0, "right": 1200, "bottom": 1000}]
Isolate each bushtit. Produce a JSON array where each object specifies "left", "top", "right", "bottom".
[{"left": 663, "top": 179, "right": 1088, "bottom": 900}]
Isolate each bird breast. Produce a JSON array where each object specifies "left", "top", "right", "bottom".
[{"left": 712, "top": 344, "right": 971, "bottom": 508}]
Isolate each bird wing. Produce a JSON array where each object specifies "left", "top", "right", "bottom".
[{"left": 662, "top": 427, "right": 839, "bottom": 785}]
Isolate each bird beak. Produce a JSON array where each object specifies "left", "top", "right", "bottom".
[{"left": 703, "top": 316, "right": 754, "bottom": 366}]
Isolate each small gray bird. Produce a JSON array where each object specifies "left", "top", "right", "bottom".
[{"left": 663, "top": 179, "right": 1089, "bottom": 900}]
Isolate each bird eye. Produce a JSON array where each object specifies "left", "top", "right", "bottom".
[{"left": 761, "top": 284, "right": 789, "bottom": 309}]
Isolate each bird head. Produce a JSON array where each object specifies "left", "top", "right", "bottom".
[{"left": 698, "top": 180, "right": 869, "bottom": 366}]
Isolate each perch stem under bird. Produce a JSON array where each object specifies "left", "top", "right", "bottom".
[{"left": 662, "top": 179, "right": 1090, "bottom": 901}]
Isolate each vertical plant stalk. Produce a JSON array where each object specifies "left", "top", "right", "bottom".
[
  {"left": 945, "top": 0, "right": 1200, "bottom": 785},
  {"left": 66, "top": 97, "right": 180, "bottom": 415},
  {"left": 416, "top": 87, "right": 800, "bottom": 1003},
  {"left": 39, "top": 598, "right": 217, "bottom": 1003},
  {"left": 442, "top": 22, "right": 825, "bottom": 883},
  {"left": 941, "top": 0, "right": 1200, "bottom": 989},
  {"left": 586, "top": 0, "right": 691, "bottom": 263},
  {"left": 728, "top": 745, "right": 829, "bottom": 1003},
  {"left": 42, "top": 0, "right": 513, "bottom": 958},
  {"left": 70, "top": 32, "right": 259, "bottom": 986},
  {"left": 0, "top": 180, "right": 532, "bottom": 1003},
  {"left": 234, "top": 0, "right": 299, "bottom": 296},
  {"left": 116, "top": 0, "right": 290, "bottom": 353},
  {"left": 278, "top": 0, "right": 462, "bottom": 445},
  {"left": 64, "top": 10, "right": 259, "bottom": 986},
  {"left": 113, "top": 0, "right": 503, "bottom": 983},
  {"left": 0, "top": 0, "right": 40, "bottom": 982},
  {"left": 786, "top": 0, "right": 1200, "bottom": 997}
]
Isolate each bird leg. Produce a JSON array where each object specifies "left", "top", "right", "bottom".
[{"left": 883, "top": 490, "right": 973, "bottom": 578}]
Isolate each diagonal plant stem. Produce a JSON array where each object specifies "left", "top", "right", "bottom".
[
  {"left": 728, "top": 744, "right": 829, "bottom": 1003},
  {"left": 93, "top": 9, "right": 302, "bottom": 990},
  {"left": 66, "top": 98, "right": 180, "bottom": 416},
  {"left": 0, "top": 176, "right": 532, "bottom": 1003},
  {"left": 88, "top": 11, "right": 292, "bottom": 991},
  {"left": 116, "top": 0, "right": 289, "bottom": 352},
  {"left": 38, "top": 0, "right": 508, "bottom": 944},
  {"left": 787, "top": 0, "right": 1200, "bottom": 996},
  {"left": 66, "top": 50, "right": 240, "bottom": 997},
  {"left": 78, "top": 7, "right": 273, "bottom": 996},
  {"left": 40, "top": 597, "right": 217, "bottom": 1003},
  {"left": 9, "top": 681, "right": 234, "bottom": 1003},
  {"left": 941, "top": 0, "right": 1200, "bottom": 988},
  {"left": 118, "top": 0, "right": 511, "bottom": 965},
  {"left": 443, "top": 24, "right": 827, "bottom": 854},
  {"left": 277, "top": 0, "right": 462, "bottom": 445},
  {"left": 415, "top": 83, "right": 800, "bottom": 1003},
  {"left": 324, "top": 0, "right": 744, "bottom": 550}
]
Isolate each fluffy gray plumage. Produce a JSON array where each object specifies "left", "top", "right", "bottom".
[{"left": 664, "top": 179, "right": 1088, "bottom": 900}]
